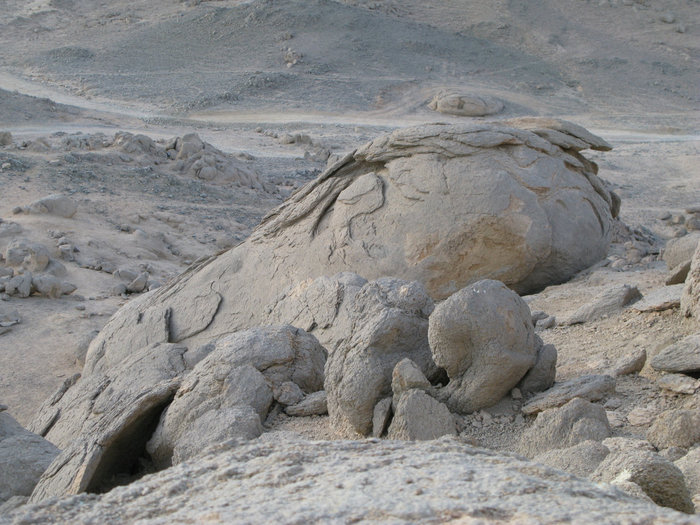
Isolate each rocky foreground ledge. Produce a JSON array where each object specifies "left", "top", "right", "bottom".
[{"left": 2, "top": 436, "right": 698, "bottom": 525}]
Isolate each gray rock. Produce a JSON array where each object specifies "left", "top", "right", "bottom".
[
  {"left": 387, "top": 389, "right": 455, "bottom": 441},
  {"left": 565, "top": 284, "right": 641, "bottom": 324},
  {"left": 517, "top": 343, "right": 557, "bottom": 395},
  {"left": 31, "top": 274, "right": 75, "bottom": 298},
  {"left": 631, "top": 284, "right": 684, "bottom": 313},
  {"left": 5, "top": 438, "right": 694, "bottom": 524},
  {"left": 428, "top": 91, "right": 504, "bottom": 117},
  {"left": 126, "top": 272, "right": 148, "bottom": 293},
  {"left": 371, "top": 397, "right": 393, "bottom": 438},
  {"left": 0, "top": 132, "right": 12, "bottom": 146},
  {"left": 0, "top": 496, "right": 27, "bottom": 514},
  {"left": 682, "top": 241, "right": 700, "bottom": 321},
  {"left": 517, "top": 398, "right": 611, "bottom": 458},
  {"left": 0, "top": 306, "right": 20, "bottom": 328},
  {"left": 675, "top": 448, "right": 700, "bottom": 499},
  {"left": 428, "top": 280, "right": 538, "bottom": 414},
  {"left": 4, "top": 240, "right": 49, "bottom": 272},
  {"left": 325, "top": 278, "right": 437, "bottom": 437},
  {"left": 273, "top": 381, "right": 305, "bottom": 406},
  {"left": 611, "top": 348, "right": 647, "bottom": 376},
  {"left": 171, "top": 406, "right": 262, "bottom": 465},
  {"left": 285, "top": 391, "right": 328, "bottom": 417},
  {"left": 81, "top": 120, "right": 617, "bottom": 382},
  {"left": 647, "top": 410, "right": 700, "bottom": 450},
  {"left": 667, "top": 261, "right": 691, "bottom": 285},
  {"left": 24, "top": 195, "right": 77, "bottom": 218},
  {"left": 391, "top": 358, "right": 430, "bottom": 397},
  {"left": 533, "top": 440, "right": 610, "bottom": 478},
  {"left": 656, "top": 374, "right": 699, "bottom": 395},
  {"left": 522, "top": 374, "right": 616, "bottom": 415},
  {"left": 592, "top": 448, "right": 694, "bottom": 514},
  {"left": 148, "top": 326, "right": 325, "bottom": 469},
  {"left": 651, "top": 334, "right": 700, "bottom": 374},
  {"left": 664, "top": 233, "right": 700, "bottom": 271},
  {"left": 0, "top": 413, "right": 59, "bottom": 504},
  {"left": 5, "top": 273, "right": 32, "bottom": 298}
]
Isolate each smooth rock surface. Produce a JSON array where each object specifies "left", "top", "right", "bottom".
[
  {"left": 285, "top": 391, "right": 328, "bottom": 417},
  {"left": 387, "top": 389, "right": 456, "bottom": 440},
  {"left": 565, "top": 284, "right": 641, "bottom": 324}
]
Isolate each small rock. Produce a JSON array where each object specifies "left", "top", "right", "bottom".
[
  {"left": 565, "top": 285, "right": 641, "bottom": 324},
  {"left": 24, "top": 195, "right": 77, "bottom": 218},
  {"left": 273, "top": 381, "right": 305, "bottom": 406},
  {"left": 285, "top": 391, "right": 328, "bottom": 417},
  {"left": 391, "top": 358, "right": 430, "bottom": 397},
  {"left": 647, "top": 410, "right": 700, "bottom": 450},
  {"left": 630, "top": 284, "right": 683, "bottom": 313},
  {"left": 627, "top": 407, "right": 657, "bottom": 427},
  {"left": 656, "top": 373, "right": 699, "bottom": 395},
  {"left": 533, "top": 440, "right": 610, "bottom": 478},
  {"left": 666, "top": 261, "right": 691, "bottom": 285},
  {"left": 0, "top": 132, "right": 12, "bottom": 146},
  {"left": 0, "top": 306, "right": 20, "bottom": 327},
  {"left": 387, "top": 389, "right": 455, "bottom": 441},
  {"left": 111, "top": 283, "right": 127, "bottom": 296},
  {"left": 651, "top": 334, "right": 700, "bottom": 374},
  {"left": 660, "top": 11, "right": 676, "bottom": 24},
  {"left": 535, "top": 315, "right": 556, "bottom": 331},
  {"left": 517, "top": 343, "right": 557, "bottom": 396},
  {"left": 371, "top": 397, "right": 393, "bottom": 438},
  {"left": 522, "top": 374, "right": 615, "bottom": 415},
  {"left": 5, "top": 273, "right": 32, "bottom": 298},
  {"left": 126, "top": 272, "right": 148, "bottom": 293},
  {"left": 675, "top": 448, "right": 700, "bottom": 498},
  {"left": 610, "top": 348, "right": 646, "bottom": 376}
]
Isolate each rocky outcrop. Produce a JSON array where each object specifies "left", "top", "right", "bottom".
[
  {"left": 79, "top": 119, "right": 616, "bottom": 379},
  {"left": 428, "top": 279, "right": 539, "bottom": 413},
  {"left": 4, "top": 438, "right": 696, "bottom": 524},
  {"left": 428, "top": 91, "right": 504, "bottom": 116}
]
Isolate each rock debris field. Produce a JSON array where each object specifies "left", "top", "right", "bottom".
[{"left": 0, "top": 0, "right": 699, "bottom": 523}]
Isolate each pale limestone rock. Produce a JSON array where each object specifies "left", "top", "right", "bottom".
[
  {"left": 387, "top": 389, "right": 455, "bottom": 440},
  {"left": 522, "top": 374, "right": 615, "bottom": 415}
]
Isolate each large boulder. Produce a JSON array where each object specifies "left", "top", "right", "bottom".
[
  {"left": 4, "top": 438, "right": 696, "bottom": 524},
  {"left": 324, "top": 278, "right": 438, "bottom": 437},
  {"left": 0, "top": 412, "right": 59, "bottom": 504},
  {"left": 428, "top": 279, "right": 539, "bottom": 413},
  {"left": 147, "top": 325, "right": 326, "bottom": 468},
  {"left": 81, "top": 119, "right": 616, "bottom": 378}
]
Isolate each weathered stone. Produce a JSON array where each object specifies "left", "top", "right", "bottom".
[
  {"left": 565, "top": 284, "right": 641, "bottom": 324},
  {"left": 592, "top": 448, "right": 694, "bottom": 513},
  {"left": 371, "top": 397, "right": 393, "bottom": 438},
  {"left": 533, "top": 440, "right": 610, "bottom": 478},
  {"left": 651, "top": 334, "right": 700, "bottom": 374},
  {"left": 675, "top": 448, "right": 700, "bottom": 500},
  {"left": 657, "top": 374, "right": 699, "bottom": 395},
  {"left": 631, "top": 284, "right": 684, "bottom": 313},
  {"left": 80, "top": 120, "right": 617, "bottom": 382},
  {"left": 24, "top": 195, "right": 77, "bottom": 218},
  {"left": 522, "top": 374, "right": 616, "bottom": 415},
  {"left": 518, "top": 398, "right": 611, "bottom": 458},
  {"left": 28, "top": 343, "right": 187, "bottom": 501},
  {"left": 664, "top": 233, "right": 700, "bottom": 271},
  {"left": 682, "top": 241, "right": 700, "bottom": 321},
  {"left": 667, "top": 261, "right": 692, "bottom": 285},
  {"left": 647, "top": 410, "right": 700, "bottom": 450},
  {"left": 126, "top": 272, "right": 148, "bottom": 293},
  {"left": 387, "top": 389, "right": 455, "bottom": 441},
  {"left": 611, "top": 348, "right": 647, "bottom": 376},
  {"left": 428, "top": 91, "right": 504, "bottom": 117},
  {"left": 171, "top": 406, "right": 263, "bottom": 465},
  {"left": 325, "top": 278, "right": 437, "bottom": 437},
  {"left": 0, "top": 306, "right": 20, "bottom": 328},
  {"left": 4, "top": 240, "right": 49, "bottom": 272},
  {"left": 0, "top": 413, "right": 59, "bottom": 504},
  {"left": 627, "top": 407, "right": 657, "bottom": 427},
  {"left": 285, "top": 391, "right": 328, "bottom": 417},
  {"left": 517, "top": 343, "right": 557, "bottom": 395},
  {"left": 428, "top": 280, "right": 538, "bottom": 414},
  {"left": 5, "top": 273, "right": 32, "bottom": 298},
  {"left": 273, "top": 381, "right": 305, "bottom": 406},
  {"left": 6, "top": 438, "right": 694, "bottom": 524},
  {"left": 391, "top": 358, "right": 430, "bottom": 397}
]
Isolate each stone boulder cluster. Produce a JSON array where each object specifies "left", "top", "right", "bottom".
[{"left": 2, "top": 120, "right": 698, "bottom": 522}]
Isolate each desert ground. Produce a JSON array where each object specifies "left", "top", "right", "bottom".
[{"left": 0, "top": 0, "right": 699, "bottom": 522}]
